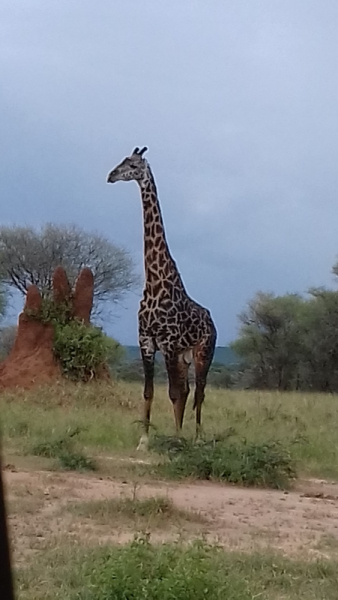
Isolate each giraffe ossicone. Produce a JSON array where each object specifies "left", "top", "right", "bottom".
[{"left": 107, "top": 147, "right": 217, "bottom": 445}]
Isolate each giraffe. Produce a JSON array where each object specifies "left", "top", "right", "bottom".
[{"left": 107, "top": 147, "right": 217, "bottom": 446}]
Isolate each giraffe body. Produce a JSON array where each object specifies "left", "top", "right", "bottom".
[{"left": 107, "top": 147, "right": 217, "bottom": 440}]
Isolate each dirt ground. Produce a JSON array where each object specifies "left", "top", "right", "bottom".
[{"left": 4, "top": 466, "right": 338, "bottom": 564}]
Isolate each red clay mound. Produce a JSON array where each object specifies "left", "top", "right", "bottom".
[
  {"left": 52, "top": 265, "right": 72, "bottom": 305},
  {"left": 0, "top": 266, "right": 103, "bottom": 390},
  {"left": 0, "top": 285, "right": 60, "bottom": 390},
  {"left": 72, "top": 267, "right": 94, "bottom": 323}
]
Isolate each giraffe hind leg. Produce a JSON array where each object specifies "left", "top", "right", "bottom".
[
  {"left": 165, "top": 354, "right": 190, "bottom": 434},
  {"left": 193, "top": 338, "right": 216, "bottom": 439}
]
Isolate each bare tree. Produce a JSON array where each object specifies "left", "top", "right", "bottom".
[{"left": 0, "top": 224, "right": 139, "bottom": 316}]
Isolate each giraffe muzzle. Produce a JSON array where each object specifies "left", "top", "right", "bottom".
[{"left": 107, "top": 172, "right": 117, "bottom": 184}]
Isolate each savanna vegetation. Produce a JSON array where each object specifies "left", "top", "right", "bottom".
[
  {"left": 16, "top": 536, "right": 338, "bottom": 600},
  {"left": 2, "top": 380, "right": 338, "bottom": 480},
  {"left": 3, "top": 380, "right": 338, "bottom": 600},
  {"left": 231, "top": 261, "right": 338, "bottom": 391},
  {"left": 1, "top": 225, "right": 338, "bottom": 598}
]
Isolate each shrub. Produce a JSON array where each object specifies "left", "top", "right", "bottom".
[
  {"left": 57, "top": 448, "right": 96, "bottom": 471},
  {"left": 29, "top": 429, "right": 96, "bottom": 471},
  {"left": 150, "top": 435, "right": 296, "bottom": 489},
  {"left": 25, "top": 296, "right": 122, "bottom": 381},
  {"left": 53, "top": 320, "right": 113, "bottom": 381}
]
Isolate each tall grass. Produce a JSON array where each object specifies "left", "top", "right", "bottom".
[
  {"left": 16, "top": 537, "right": 338, "bottom": 600},
  {"left": 1, "top": 381, "right": 338, "bottom": 478}
]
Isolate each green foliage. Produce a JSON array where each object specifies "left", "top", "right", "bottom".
[
  {"left": 104, "top": 336, "right": 125, "bottom": 370},
  {"left": 151, "top": 435, "right": 296, "bottom": 489},
  {"left": 301, "top": 289, "right": 338, "bottom": 391},
  {"left": 53, "top": 320, "right": 115, "bottom": 381},
  {"left": 29, "top": 428, "right": 96, "bottom": 471},
  {"left": 64, "top": 538, "right": 254, "bottom": 600},
  {"left": 116, "top": 358, "right": 144, "bottom": 382},
  {"left": 232, "top": 292, "right": 306, "bottom": 390},
  {"left": 36, "top": 297, "right": 72, "bottom": 324},
  {"left": 208, "top": 362, "right": 236, "bottom": 388},
  {"left": 231, "top": 287, "right": 338, "bottom": 391},
  {"left": 57, "top": 448, "right": 96, "bottom": 471},
  {"left": 18, "top": 537, "right": 338, "bottom": 600},
  {"left": 25, "top": 296, "right": 123, "bottom": 381}
]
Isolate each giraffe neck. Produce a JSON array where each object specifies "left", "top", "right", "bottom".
[{"left": 137, "top": 163, "right": 182, "bottom": 287}]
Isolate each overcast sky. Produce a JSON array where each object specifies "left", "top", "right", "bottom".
[{"left": 1, "top": 1, "right": 338, "bottom": 345}]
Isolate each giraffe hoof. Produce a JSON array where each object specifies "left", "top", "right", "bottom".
[{"left": 137, "top": 434, "right": 149, "bottom": 452}]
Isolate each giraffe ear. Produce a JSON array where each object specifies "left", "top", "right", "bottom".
[{"left": 139, "top": 146, "right": 148, "bottom": 157}]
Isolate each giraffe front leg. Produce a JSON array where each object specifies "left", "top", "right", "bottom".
[{"left": 137, "top": 337, "right": 156, "bottom": 451}]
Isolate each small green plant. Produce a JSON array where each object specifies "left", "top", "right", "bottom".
[
  {"left": 29, "top": 428, "right": 96, "bottom": 471},
  {"left": 57, "top": 448, "right": 96, "bottom": 471},
  {"left": 29, "top": 427, "right": 82, "bottom": 458},
  {"left": 151, "top": 435, "right": 296, "bottom": 489}
]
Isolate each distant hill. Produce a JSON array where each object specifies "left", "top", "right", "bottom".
[{"left": 122, "top": 345, "right": 239, "bottom": 366}]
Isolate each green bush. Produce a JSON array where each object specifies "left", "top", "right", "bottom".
[
  {"left": 25, "top": 296, "right": 123, "bottom": 381},
  {"left": 150, "top": 435, "right": 296, "bottom": 489},
  {"left": 53, "top": 320, "right": 113, "bottom": 381},
  {"left": 57, "top": 448, "right": 96, "bottom": 471}
]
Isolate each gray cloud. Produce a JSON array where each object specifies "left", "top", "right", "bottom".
[{"left": 1, "top": 1, "right": 338, "bottom": 344}]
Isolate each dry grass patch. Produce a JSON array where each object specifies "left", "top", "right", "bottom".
[
  {"left": 66, "top": 493, "right": 206, "bottom": 531},
  {"left": 8, "top": 484, "right": 46, "bottom": 516}
]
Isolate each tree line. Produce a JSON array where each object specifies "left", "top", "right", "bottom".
[{"left": 231, "top": 267, "right": 338, "bottom": 391}]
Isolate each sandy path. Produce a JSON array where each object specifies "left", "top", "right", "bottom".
[{"left": 4, "top": 468, "right": 338, "bottom": 560}]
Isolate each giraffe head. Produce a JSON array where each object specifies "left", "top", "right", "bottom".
[{"left": 107, "top": 147, "right": 148, "bottom": 184}]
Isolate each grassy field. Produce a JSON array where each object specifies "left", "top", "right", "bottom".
[
  {"left": 16, "top": 537, "right": 338, "bottom": 600},
  {"left": 2, "top": 380, "right": 338, "bottom": 599},
  {"left": 2, "top": 380, "right": 338, "bottom": 478}
]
